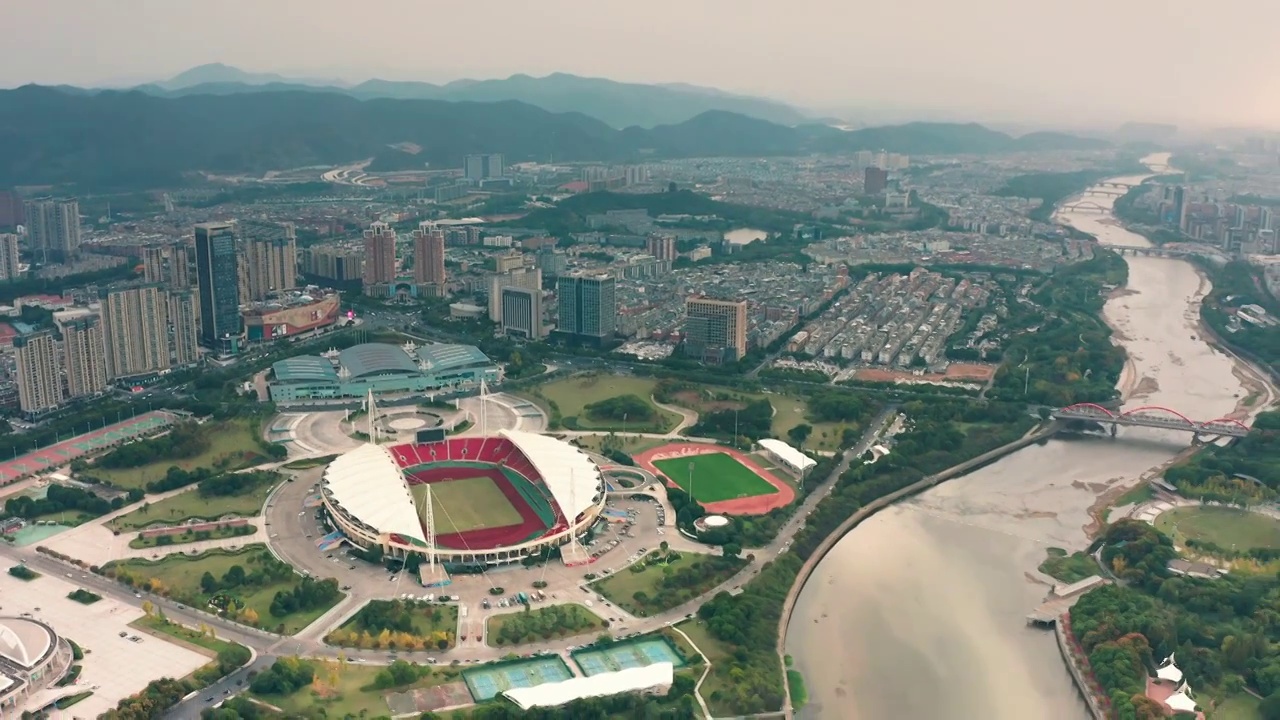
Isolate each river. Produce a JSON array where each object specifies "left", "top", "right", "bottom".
[{"left": 785, "top": 152, "right": 1276, "bottom": 719}]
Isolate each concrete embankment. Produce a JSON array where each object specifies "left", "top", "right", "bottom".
[
  {"left": 1055, "top": 615, "right": 1107, "bottom": 719},
  {"left": 775, "top": 422, "right": 1060, "bottom": 718}
]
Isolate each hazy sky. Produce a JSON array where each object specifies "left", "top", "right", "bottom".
[{"left": 5, "top": 0, "right": 1278, "bottom": 129}]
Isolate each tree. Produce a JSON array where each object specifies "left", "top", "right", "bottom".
[
  {"left": 722, "top": 543, "right": 742, "bottom": 558},
  {"left": 1261, "top": 691, "right": 1280, "bottom": 720},
  {"left": 200, "top": 571, "right": 218, "bottom": 594},
  {"left": 141, "top": 599, "right": 154, "bottom": 616},
  {"left": 787, "top": 424, "right": 812, "bottom": 446}
]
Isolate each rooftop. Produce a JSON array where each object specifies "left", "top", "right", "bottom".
[
  {"left": 416, "top": 343, "right": 492, "bottom": 372},
  {"left": 0, "top": 617, "right": 54, "bottom": 669},
  {"left": 339, "top": 343, "right": 421, "bottom": 380},
  {"left": 272, "top": 355, "right": 340, "bottom": 384},
  {"left": 323, "top": 444, "right": 426, "bottom": 545}
]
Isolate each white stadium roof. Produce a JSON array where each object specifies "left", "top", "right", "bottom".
[
  {"left": 501, "top": 429, "right": 602, "bottom": 521},
  {"left": 0, "top": 618, "right": 53, "bottom": 669},
  {"left": 504, "top": 662, "right": 674, "bottom": 710},
  {"left": 323, "top": 443, "right": 427, "bottom": 545},
  {"left": 758, "top": 438, "right": 817, "bottom": 472}
]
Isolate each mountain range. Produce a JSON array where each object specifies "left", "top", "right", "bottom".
[
  {"left": 0, "top": 84, "right": 1109, "bottom": 190},
  {"left": 128, "top": 63, "right": 814, "bottom": 129}
]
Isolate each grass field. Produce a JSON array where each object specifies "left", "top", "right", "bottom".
[
  {"left": 89, "top": 419, "right": 267, "bottom": 490},
  {"left": 113, "top": 482, "right": 277, "bottom": 531},
  {"left": 1038, "top": 547, "right": 1099, "bottom": 584},
  {"left": 670, "top": 389, "right": 856, "bottom": 452},
  {"left": 1156, "top": 505, "right": 1280, "bottom": 551},
  {"left": 652, "top": 452, "right": 777, "bottom": 503},
  {"left": 486, "top": 603, "right": 605, "bottom": 647},
  {"left": 592, "top": 554, "right": 745, "bottom": 615},
  {"left": 412, "top": 476, "right": 523, "bottom": 535},
  {"left": 569, "top": 435, "right": 667, "bottom": 456},
  {"left": 128, "top": 523, "right": 256, "bottom": 549},
  {"left": 675, "top": 620, "right": 742, "bottom": 717},
  {"left": 526, "top": 375, "right": 680, "bottom": 432},
  {"left": 253, "top": 660, "right": 459, "bottom": 719},
  {"left": 107, "top": 545, "right": 339, "bottom": 634},
  {"left": 1213, "top": 692, "right": 1261, "bottom": 720},
  {"left": 328, "top": 600, "right": 458, "bottom": 649}
]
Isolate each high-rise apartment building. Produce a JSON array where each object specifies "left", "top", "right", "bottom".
[
  {"left": 241, "top": 234, "right": 298, "bottom": 301},
  {"left": 0, "top": 233, "right": 20, "bottom": 281},
  {"left": 864, "top": 167, "right": 889, "bottom": 195},
  {"left": 501, "top": 287, "right": 542, "bottom": 339},
  {"left": 15, "top": 331, "right": 61, "bottom": 415},
  {"left": 142, "top": 244, "right": 192, "bottom": 288},
  {"left": 23, "top": 197, "right": 81, "bottom": 262},
  {"left": 168, "top": 290, "right": 200, "bottom": 366},
  {"left": 464, "top": 154, "right": 505, "bottom": 182},
  {"left": 61, "top": 314, "right": 109, "bottom": 399},
  {"left": 536, "top": 249, "right": 568, "bottom": 277},
  {"left": 303, "top": 246, "right": 363, "bottom": 283},
  {"left": 412, "top": 223, "right": 446, "bottom": 286},
  {"left": 194, "top": 222, "right": 242, "bottom": 354},
  {"left": 685, "top": 296, "right": 748, "bottom": 364},
  {"left": 488, "top": 267, "right": 543, "bottom": 322},
  {"left": 556, "top": 272, "right": 616, "bottom": 340},
  {"left": 102, "top": 283, "right": 171, "bottom": 378},
  {"left": 362, "top": 222, "right": 397, "bottom": 287},
  {"left": 646, "top": 234, "right": 677, "bottom": 261},
  {"left": 0, "top": 190, "right": 22, "bottom": 230}
]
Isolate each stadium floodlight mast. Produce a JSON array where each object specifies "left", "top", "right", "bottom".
[
  {"left": 688, "top": 461, "right": 695, "bottom": 503},
  {"left": 421, "top": 484, "right": 438, "bottom": 583}
]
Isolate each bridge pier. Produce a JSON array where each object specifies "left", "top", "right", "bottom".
[{"left": 1109, "top": 424, "right": 1117, "bottom": 438}]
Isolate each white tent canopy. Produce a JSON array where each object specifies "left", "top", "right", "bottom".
[
  {"left": 1156, "top": 654, "right": 1183, "bottom": 684},
  {"left": 758, "top": 438, "right": 817, "bottom": 473},
  {"left": 504, "top": 662, "right": 673, "bottom": 710},
  {"left": 1166, "top": 688, "right": 1197, "bottom": 713}
]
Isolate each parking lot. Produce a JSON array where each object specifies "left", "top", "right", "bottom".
[{"left": 0, "top": 568, "right": 209, "bottom": 717}]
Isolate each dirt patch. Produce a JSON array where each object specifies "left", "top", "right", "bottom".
[
  {"left": 853, "top": 364, "right": 993, "bottom": 385},
  {"left": 1129, "top": 376, "right": 1160, "bottom": 399},
  {"left": 1011, "top": 510, "right": 1059, "bottom": 520}
]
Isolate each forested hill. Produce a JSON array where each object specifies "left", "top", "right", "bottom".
[{"left": 0, "top": 85, "right": 1107, "bottom": 190}]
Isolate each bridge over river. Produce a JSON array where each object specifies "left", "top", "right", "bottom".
[{"left": 1051, "top": 403, "right": 1250, "bottom": 440}]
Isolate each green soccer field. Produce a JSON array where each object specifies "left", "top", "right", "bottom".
[
  {"left": 652, "top": 452, "right": 778, "bottom": 503},
  {"left": 411, "top": 475, "right": 523, "bottom": 535}
]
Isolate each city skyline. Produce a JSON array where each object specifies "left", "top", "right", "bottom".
[{"left": 3, "top": 0, "right": 1278, "bottom": 129}]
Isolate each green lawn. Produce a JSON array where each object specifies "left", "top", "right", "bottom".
[
  {"left": 671, "top": 389, "right": 855, "bottom": 452},
  {"left": 569, "top": 435, "right": 667, "bottom": 456},
  {"left": 411, "top": 476, "right": 522, "bottom": 535},
  {"left": 1156, "top": 506, "right": 1280, "bottom": 551},
  {"left": 1212, "top": 693, "right": 1261, "bottom": 720},
  {"left": 593, "top": 554, "right": 745, "bottom": 616},
  {"left": 486, "top": 603, "right": 605, "bottom": 647},
  {"left": 653, "top": 452, "right": 778, "bottom": 503},
  {"left": 128, "top": 523, "right": 256, "bottom": 549},
  {"left": 133, "top": 614, "right": 241, "bottom": 656},
  {"left": 253, "top": 661, "right": 460, "bottom": 719},
  {"left": 1038, "top": 547, "right": 1100, "bottom": 584},
  {"left": 675, "top": 620, "right": 741, "bottom": 717},
  {"left": 327, "top": 599, "right": 458, "bottom": 650},
  {"left": 525, "top": 375, "right": 680, "bottom": 432},
  {"left": 88, "top": 419, "right": 268, "bottom": 490},
  {"left": 112, "top": 482, "right": 277, "bottom": 530},
  {"left": 106, "top": 545, "right": 340, "bottom": 634}
]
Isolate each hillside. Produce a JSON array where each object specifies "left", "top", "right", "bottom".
[
  {"left": 139, "top": 68, "right": 812, "bottom": 129},
  {"left": 0, "top": 86, "right": 1109, "bottom": 190}
]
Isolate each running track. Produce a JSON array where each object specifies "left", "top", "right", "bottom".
[{"left": 632, "top": 442, "right": 795, "bottom": 515}]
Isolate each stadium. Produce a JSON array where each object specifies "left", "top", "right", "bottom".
[{"left": 320, "top": 429, "right": 606, "bottom": 571}]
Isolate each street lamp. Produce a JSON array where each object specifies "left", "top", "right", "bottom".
[{"left": 688, "top": 461, "right": 695, "bottom": 503}]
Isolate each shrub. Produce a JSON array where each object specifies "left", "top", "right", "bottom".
[{"left": 8, "top": 565, "right": 38, "bottom": 581}]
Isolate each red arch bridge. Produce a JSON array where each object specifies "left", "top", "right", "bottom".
[{"left": 1051, "top": 403, "right": 1250, "bottom": 439}]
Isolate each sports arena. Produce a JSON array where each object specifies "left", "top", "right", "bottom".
[{"left": 321, "top": 430, "right": 606, "bottom": 567}]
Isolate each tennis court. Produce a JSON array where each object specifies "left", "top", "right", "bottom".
[
  {"left": 0, "top": 411, "right": 177, "bottom": 486},
  {"left": 462, "top": 656, "right": 573, "bottom": 702},
  {"left": 572, "top": 637, "right": 686, "bottom": 676}
]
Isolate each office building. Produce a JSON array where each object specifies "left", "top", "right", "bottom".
[
  {"left": 556, "top": 272, "right": 616, "bottom": 340},
  {"left": 168, "top": 290, "right": 200, "bottom": 366},
  {"left": 1173, "top": 186, "right": 1189, "bottom": 232},
  {"left": 0, "top": 233, "right": 20, "bottom": 281},
  {"left": 241, "top": 235, "right": 298, "bottom": 301},
  {"left": 15, "top": 331, "right": 61, "bottom": 415},
  {"left": 60, "top": 314, "right": 109, "bottom": 398},
  {"left": 194, "top": 222, "right": 242, "bottom": 354},
  {"left": 464, "top": 154, "right": 505, "bottom": 183},
  {"left": 685, "top": 296, "right": 748, "bottom": 364},
  {"left": 646, "top": 234, "right": 677, "bottom": 262},
  {"left": 102, "top": 283, "right": 170, "bottom": 378},
  {"left": 536, "top": 249, "right": 568, "bottom": 277},
  {"left": 303, "top": 246, "right": 363, "bottom": 284},
  {"left": 142, "top": 244, "right": 192, "bottom": 288},
  {"left": 23, "top": 197, "right": 80, "bottom": 262},
  {"left": 362, "top": 222, "right": 397, "bottom": 287},
  {"left": 489, "top": 267, "right": 543, "bottom": 322},
  {"left": 501, "top": 287, "right": 542, "bottom": 339},
  {"left": 412, "top": 223, "right": 446, "bottom": 285},
  {"left": 864, "top": 167, "right": 889, "bottom": 195}
]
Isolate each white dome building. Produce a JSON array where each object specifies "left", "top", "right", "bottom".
[{"left": 0, "top": 617, "right": 73, "bottom": 714}]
